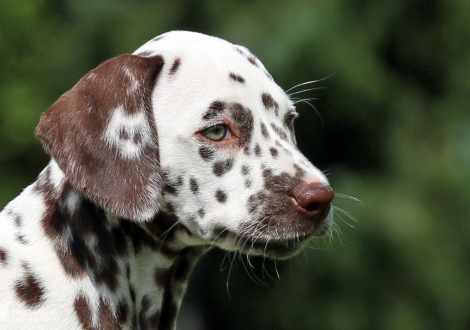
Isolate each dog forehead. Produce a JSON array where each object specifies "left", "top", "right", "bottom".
[{"left": 135, "top": 31, "right": 292, "bottom": 126}]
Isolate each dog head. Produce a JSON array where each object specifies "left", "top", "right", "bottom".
[{"left": 36, "top": 31, "right": 334, "bottom": 259}]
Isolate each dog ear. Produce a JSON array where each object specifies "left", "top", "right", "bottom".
[{"left": 35, "top": 54, "right": 164, "bottom": 221}]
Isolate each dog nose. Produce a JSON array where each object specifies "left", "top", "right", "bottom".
[{"left": 293, "top": 183, "right": 334, "bottom": 220}]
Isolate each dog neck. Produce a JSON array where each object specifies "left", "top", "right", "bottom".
[{"left": 37, "top": 161, "right": 207, "bottom": 329}]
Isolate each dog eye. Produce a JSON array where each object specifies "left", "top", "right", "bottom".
[{"left": 201, "top": 124, "right": 229, "bottom": 141}]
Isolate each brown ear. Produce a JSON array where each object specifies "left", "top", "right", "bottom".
[{"left": 35, "top": 54, "right": 165, "bottom": 221}]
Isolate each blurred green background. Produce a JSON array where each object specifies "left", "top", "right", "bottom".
[{"left": 1, "top": 0, "right": 470, "bottom": 329}]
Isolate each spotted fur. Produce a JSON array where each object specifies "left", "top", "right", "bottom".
[{"left": 0, "top": 31, "right": 334, "bottom": 329}]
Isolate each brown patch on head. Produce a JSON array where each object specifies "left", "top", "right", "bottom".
[
  {"left": 229, "top": 72, "right": 245, "bottom": 84},
  {"left": 170, "top": 58, "right": 181, "bottom": 75},
  {"left": 15, "top": 264, "right": 45, "bottom": 308},
  {"left": 35, "top": 54, "right": 165, "bottom": 221}
]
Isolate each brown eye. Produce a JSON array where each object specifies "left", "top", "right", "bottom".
[{"left": 201, "top": 124, "right": 229, "bottom": 141}]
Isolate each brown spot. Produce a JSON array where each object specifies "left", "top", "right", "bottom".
[
  {"left": 15, "top": 266, "right": 45, "bottom": 308},
  {"left": 0, "top": 249, "right": 7, "bottom": 265},
  {"left": 189, "top": 178, "right": 199, "bottom": 194},
  {"left": 241, "top": 165, "right": 250, "bottom": 176},
  {"left": 260, "top": 122, "right": 270, "bottom": 139},
  {"left": 198, "top": 208, "right": 205, "bottom": 218},
  {"left": 213, "top": 158, "right": 234, "bottom": 176},
  {"left": 248, "top": 55, "right": 258, "bottom": 67},
  {"left": 199, "top": 146, "right": 215, "bottom": 161},
  {"left": 229, "top": 103, "right": 254, "bottom": 147},
  {"left": 271, "top": 123, "right": 288, "bottom": 141},
  {"left": 170, "top": 58, "right": 181, "bottom": 75},
  {"left": 75, "top": 295, "right": 120, "bottom": 330},
  {"left": 119, "top": 128, "right": 130, "bottom": 140},
  {"left": 243, "top": 145, "right": 251, "bottom": 156},
  {"left": 269, "top": 147, "right": 279, "bottom": 158},
  {"left": 229, "top": 72, "right": 245, "bottom": 83},
  {"left": 152, "top": 36, "right": 164, "bottom": 42},
  {"left": 262, "top": 93, "right": 279, "bottom": 114},
  {"left": 203, "top": 100, "right": 227, "bottom": 121},
  {"left": 132, "top": 132, "right": 142, "bottom": 145},
  {"left": 244, "top": 179, "right": 253, "bottom": 188},
  {"left": 16, "top": 234, "right": 28, "bottom": 245},
  {"left": 74, "top": 295, "right": 93, "bottom": 328},
  {"left": 254, "top": 144, "right": 262, "bottom": 157},
  {"left": 215, "top": 189, "right": 227, "bottom": 203}
]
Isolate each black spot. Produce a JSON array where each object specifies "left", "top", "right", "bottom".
[
  {"left": 260, "top": 122, "right": 270, "bottom": 139},
  {"left": 269, "top": 147, "right": 279, "bottom": 158},
  {"left": 199, "top": 146, "right": 215, "bottom": 161},
  {"left": 254, "top": 144, "right": 262, "bottom": 157},
  {"left": 229, "top": 72, "right": 245, "bottom": 83},
  {"left": 215, "top": 189, "right": 227, "bottom": 203},
  {"left": 189, "top": 178, "right": 199, "bottom": 194},
  {"left": 16, "top": 234, "right": 28, "bottom": 245},
  {"left": 244, "top": 179, "right": 253, "bottom": 188},
  {"left": 213, "top": 158, "right": 235, "bottom": 176},
  {"left": 203, "top": 101, "right": 227, "bottom": 121},
  {"left": 170, "top": 58, "right": 181, "bottom": 75}
]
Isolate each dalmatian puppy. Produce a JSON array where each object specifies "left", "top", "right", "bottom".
[{"left": 0, "top": 31, "right": 334, "bottom": 329}]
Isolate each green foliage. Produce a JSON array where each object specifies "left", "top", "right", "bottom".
[{"left": 1, "top": 0, "right": 469, "bottom": 329}]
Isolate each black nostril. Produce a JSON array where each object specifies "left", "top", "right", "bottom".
[{"left": 293, "top": 183, "right": 334, "bottom": 220}]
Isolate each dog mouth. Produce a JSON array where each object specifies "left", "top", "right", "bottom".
[{"left": 212, "top": 215, "right": 332, "bottom": 259}]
